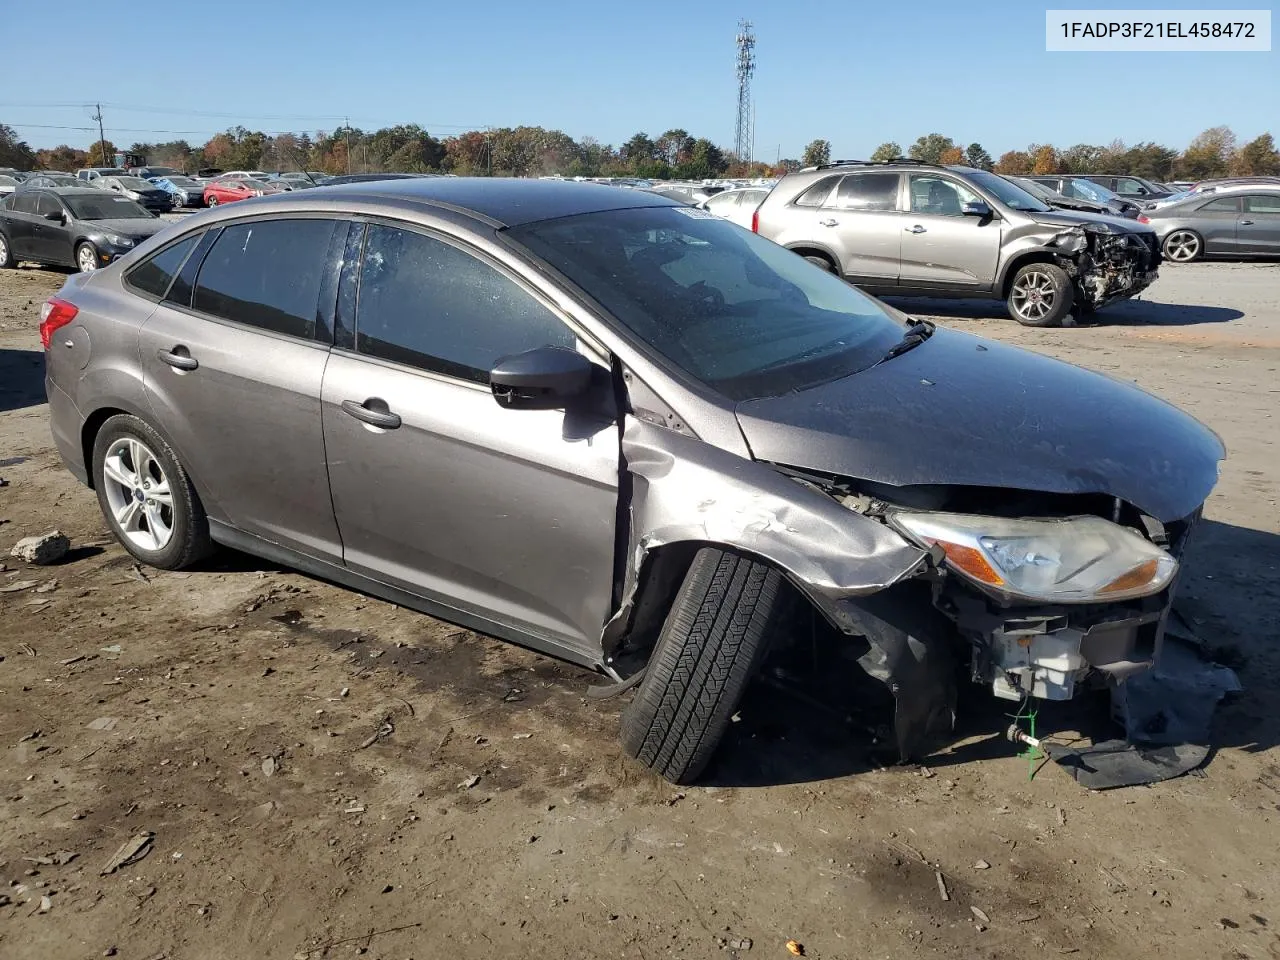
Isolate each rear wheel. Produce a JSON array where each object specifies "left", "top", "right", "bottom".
[
  {"left": 75, "top": 242, "right": 98, "bottom": 273},
  {"left": 0, "top": 233, "right": 14, "bottom": 268},
  {"left": 91, "top": 414, "right": 212, "bottom": 570},
  {"left": 1162, "top": 229, "right": 1202, "bottom": 263},
  {"left": 620, "top": 547, "right": 789, "bottom": 784},
  {"left": 1008, "top": 262, "right": 1073, "bottom": 327},
  {"left": 802, "top": 253, "right": 836, "bottom": 273}
]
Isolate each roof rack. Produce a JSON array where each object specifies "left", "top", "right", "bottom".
[{"left": 813, "top": 158, "right": 946, "bottom": 170}]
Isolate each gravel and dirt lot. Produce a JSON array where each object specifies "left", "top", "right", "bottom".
[{"left": 2, "top": 261, "right": 1278, "bottom": 960}]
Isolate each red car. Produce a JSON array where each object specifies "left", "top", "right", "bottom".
[{"left": 202, "top": 177, "right": 287, "bottom": 206}]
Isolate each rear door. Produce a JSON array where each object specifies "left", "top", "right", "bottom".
[
  {"left": 898, "top": 173, "right": 1001, "bottom": 289},
  {"left": 136, "top": 215, "right": 346, "bottom": 560},
  {"left": 1238, "top": 194, "right": 1280, "bottom": 253},
  {"left": 321, "top": 220, "right": 620, "bottom": 656},
  {"left": 822, "top": 172, "right": 904, "bottom": 283}
]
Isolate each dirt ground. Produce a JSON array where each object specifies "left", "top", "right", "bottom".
[{"left": 2, "top": 260, "right": 1278, "bottom": 960}]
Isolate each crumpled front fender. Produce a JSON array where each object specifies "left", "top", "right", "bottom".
[{"left": 603, "top": 418, "right": 929, "bottom": 649}]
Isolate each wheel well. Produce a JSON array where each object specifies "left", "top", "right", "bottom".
[
  {"left": 80, "top": 407, "right": 128, "bottom": 489},
  {"left": 788, "top": 246, "right": 837, "bottom": 270},
  {"left": 1000, "top": 251, "right": 1061, "bottom": 299}
]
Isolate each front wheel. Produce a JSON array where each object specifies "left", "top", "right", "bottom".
[
  {"left": 75, "top": 242, "right": 99, "bottom": 273},
  {"left": 1162, "top": 229, "right": 1202, "bottom": 263},
  {"left": 620, "top": 547, "right": 788, "bottom": 784},
  {"left": 1007, "top": 262, "right": 1074, "bottom": 327},
  {"left": 0, "top": 232, "right": 14, "bottom": 269},
  {"left": 91, "top": 414, "right": 212, "bottom": 570},
  {"left": 206, "top": 195, "right": 219, "bottom": 207}
]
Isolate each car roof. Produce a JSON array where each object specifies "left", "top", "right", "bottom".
[{"left": 276, "top": 177, "right": 682, "bottom": 227}]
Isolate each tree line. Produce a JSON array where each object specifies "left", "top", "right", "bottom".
[
  {"left": 802, "top": 127, "right": 1278, "bottom": 180},
  {"left": 4, "top": 122, "right": 1277, "bottom": 182}
]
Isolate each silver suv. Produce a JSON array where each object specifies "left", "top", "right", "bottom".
[{"left": 754, "top": 160, "right": 1161, "bottom": 326}]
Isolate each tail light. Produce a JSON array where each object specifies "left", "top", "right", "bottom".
[
  {"left": 751, "top": 207, "right": 759, "bottom": 233},
  {"left": 39, "top": 298, "right": 79, "bottom": 350},
  {"left": 1137, "top": 215, "right": 1150, "bottom": 224}
]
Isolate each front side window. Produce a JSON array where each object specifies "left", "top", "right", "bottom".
[
  {"left": 126, "top": 234, "right": 201, "bottom": 299},
  {"left": 1115, "top": 178, "right": 1146, "bottom": 194},
  {"left": 35, "top": 194, "right": 64, "bottom": 218},
  {"left": 705, "top": 192, "right": 741, "bottom": 214},
  {"left": 355, "top": 224, "right": 575, "bottom": 383},
  {"left": 908, "top": 175, "right": 979, "bottom": 216},
  {"left": 1244, "top": 194, "right": 1280, "bottom": 213},
  {"left": 509, "top": 206, "right": 904, "bottom": 400},
  {"left": 192, "top": 218, "right": 336, "bottom": 338},
  {"left": 833, "top": 173, "right": 900, "bottom": 211}
]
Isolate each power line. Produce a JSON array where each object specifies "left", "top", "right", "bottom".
[{"left": 0, "top": 100, "right": 483, "bottom": 130}]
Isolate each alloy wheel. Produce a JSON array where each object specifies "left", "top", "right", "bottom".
[
  {"left": 1011, "top": 270, "right": 1056, "bottom": 322},
  {"left": 101, "top": 437, "right": 175, "bottom": 552},
  {"left": 1164, "top": 231, "right": 1200, "bottom": 262},
  {"left": 77, "top": 245, "right": 98, "bottom": 272},
  {"left": 0, "top": 235, "right": 8, "bottom": 264}
]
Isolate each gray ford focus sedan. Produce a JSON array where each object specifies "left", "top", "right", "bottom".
[{"left": 36, "top": 179, "right": 1224, "bottom": 784}]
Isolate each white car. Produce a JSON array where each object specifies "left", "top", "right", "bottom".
[{"left": 698, "top": 186, "right": 772, "bottom": 229}]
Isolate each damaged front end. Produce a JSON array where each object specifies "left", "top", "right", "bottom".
[{"left": 1047, "top": 222, "right": 1160, "bottom": 309}]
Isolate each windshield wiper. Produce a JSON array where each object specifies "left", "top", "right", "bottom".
[{"left": 875, "top": 320, "right": 935, "bottom": 365}]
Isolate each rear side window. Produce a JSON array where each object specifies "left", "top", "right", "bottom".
[
  {"left": 354, "top": 224, "right": 575, "bottom": 383},
  {"left": 10, "top": 192, "right": 38, "bottom": 215},
  {"left": 1200, "top": 197, "right": 1240, "bottom": 212},
  {"left": 126, "top": 234, "right": 201, "bottom": 299},
  {"left": 833, "top": 173, "right": 900, "bottom": 211},
  {"left": 192, "top": 218, "right": 336, "bottom": 338},
  {"left": 793, "top": 175, "right": 841, "bottom": 207}
]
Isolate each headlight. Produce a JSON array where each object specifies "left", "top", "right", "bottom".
[
  {"left": 888, "top": 511, "right": 1176, "bottom": 603},
  {"left": 125, "top": 191, "right": 142, "bottom": 200},
  {"left": 103, "top": 234, "right": 134, "bottom": 248},
  {"left": 1049, "top": 228, "right": 1086, "bottom": 254}
]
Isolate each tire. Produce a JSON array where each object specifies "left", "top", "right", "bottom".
[
  {"left": 91, "top": 414, "right": 212, "bottom": 570},
  {"left": 620, "top": 547, "right": 788, "bottom": 784},
  {"left": 75, "top": 242, "right": 99, "bottom": 273},
  {"left": 803, "top": 253, "right": 836, "bottom": 272},
  {"left": 0, "top": 232, "right": 14, "bottom": 269},
  {"left": 206, "top": 195, "right": 219, "bottom": 207},
  {"left": 1007, "top": 262, "right": 1074, "bottom": 327},
  {"left": 1162, "top": 229, "right": 1202, "bottom": 263}
]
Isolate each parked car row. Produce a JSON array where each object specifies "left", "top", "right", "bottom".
[
  {"left": 0, "top": 187, "right": 166, "bottom": 272},
  {"left": 1139, "top": 182, "right": 1280, "bottom": 261}
]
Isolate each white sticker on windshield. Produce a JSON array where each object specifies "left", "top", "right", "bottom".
[
  {"left": 672, "top": 207, "right": 717, "bottom": 219},
  {"left": 112, "top": 196, "right": 131, "bottom": 202}
]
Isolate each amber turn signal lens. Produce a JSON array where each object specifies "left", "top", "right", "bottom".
[
  {"left": 1098, "top": 557, "right": 1160, "bottom": 595},
  {"left": 930, "top": 539, "right": 1005, "bottom": 586}
]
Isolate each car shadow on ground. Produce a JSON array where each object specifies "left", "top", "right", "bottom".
[
  {"left": 703, "top": 516, "right": 1280, "bottom": 788},
  {"left": 0, "top": 348, "right": 46, "bottom": 413},
  {"left": 885, "top": 296, "right": 1244, "bottom": 327}
]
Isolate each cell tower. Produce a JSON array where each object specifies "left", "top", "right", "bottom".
[{"left": 734, "top": 20, "right": 755, "bottom": 162}]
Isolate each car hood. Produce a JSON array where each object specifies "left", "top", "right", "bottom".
[
  {"left": 734, "top": 328, "right": 1223, "bottom": 523},
  {"left": 86, "top": 218, "right": 168, "bottom": 239},
  {"left": 1025, "top": 208, "right": 1148, "bottom": 233}
]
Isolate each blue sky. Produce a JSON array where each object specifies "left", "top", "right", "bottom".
[{"left": 4, "top": 0, "right": 1275, "bottom": 159}]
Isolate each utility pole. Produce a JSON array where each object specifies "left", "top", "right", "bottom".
[
  {"left": 344, "top": 117, "right": 352, "bottom": 174},
  {"left": 91, "top": 103, "right": 108, "bottom": 166}
]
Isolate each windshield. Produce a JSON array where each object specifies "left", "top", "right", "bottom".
[
  {"left": 964, "top": 170, "right": 1052, "bottom": 212},
  {"left": 114, "top": 176, "right": 155, "bottom": 190},
  {"left": 1013, "top": 178, "right": 1058, "bottom": 202},
  {"left": 1068, "top": 178, "right": 1116, "bottom": 203},
  {"left": 509, "top": 206, "right": 905, "bottom": 400},
  {"left": 66, "top": 194, "right": 152, "bottom": 220},
  {"left": 166, "top": 176, "right": 199, "bottom": 187}
]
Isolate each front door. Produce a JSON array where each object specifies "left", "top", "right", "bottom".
[
  {"left": 321, "top": 221, "right": 620, "bottom": 656},
  {"left": 137, "top": 215, "right": 344, "bottom": 559},
  {"left": 1238, "top": 194, "right": 1280, "bottom": 254},
  {"left": 898, "top": 174, "right": 1002, "bottom": 289},
  {"left": 31, "top": 193, "right": 72, "bottom": 264}
]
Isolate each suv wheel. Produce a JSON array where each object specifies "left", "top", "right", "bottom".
[
  {"left": 802, "top": 253, "right": 836, "bottom": 273},
  {"left": 620, "top": 547, "right": 788, "bottom": 784},
  {"left": 92, "top": 414, "right": 212, "bottom": 570},
  {"left": 1008, "top": 262, "right": 1074, "bottom": 327}
]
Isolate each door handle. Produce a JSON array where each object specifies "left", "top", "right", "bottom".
[
  {"left": 1239, "top": 219, "right": 1254, "bottom": 225},
  {"left": 905, "top": 225, "right": 927, "bottom": 234},
  {"left": 341, "top": 398, "right": 402, "bottom": 430},
  {"left": 818, "top": 218, "right": 839, "bottom": 227},
  {"left": 157, "top": 347, "right": 198, "bottom": 371}
]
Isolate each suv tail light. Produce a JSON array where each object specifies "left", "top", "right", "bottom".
[
  {"left": 751, "top": 207, "right": 759, "bottom": 233},
  {"left": 39, "top": 297, "right": 78, "bottom": 350},
  {"left": 1137, "top": 215, "right": 1150, "bottom": 224}
]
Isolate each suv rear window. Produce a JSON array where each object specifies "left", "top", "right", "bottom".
[
  {"left": 192, "top": 218, "right": 336, "bottom": 338},
  {"left": 793, "top": 175, "right": 841, "bottom": 207},
  {"left": 126, "top": 234, "right": 201, "bottom": 300}
]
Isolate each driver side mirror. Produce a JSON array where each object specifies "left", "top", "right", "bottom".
[
  {"left": 43, "top": 210, "right": 65, "bottom": 223},
  {"left": 490, "top": 346, "right": 593, "bottom": 410},
  {"left": 961, "top": 200, "right": 992, "bottom": 218}
]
